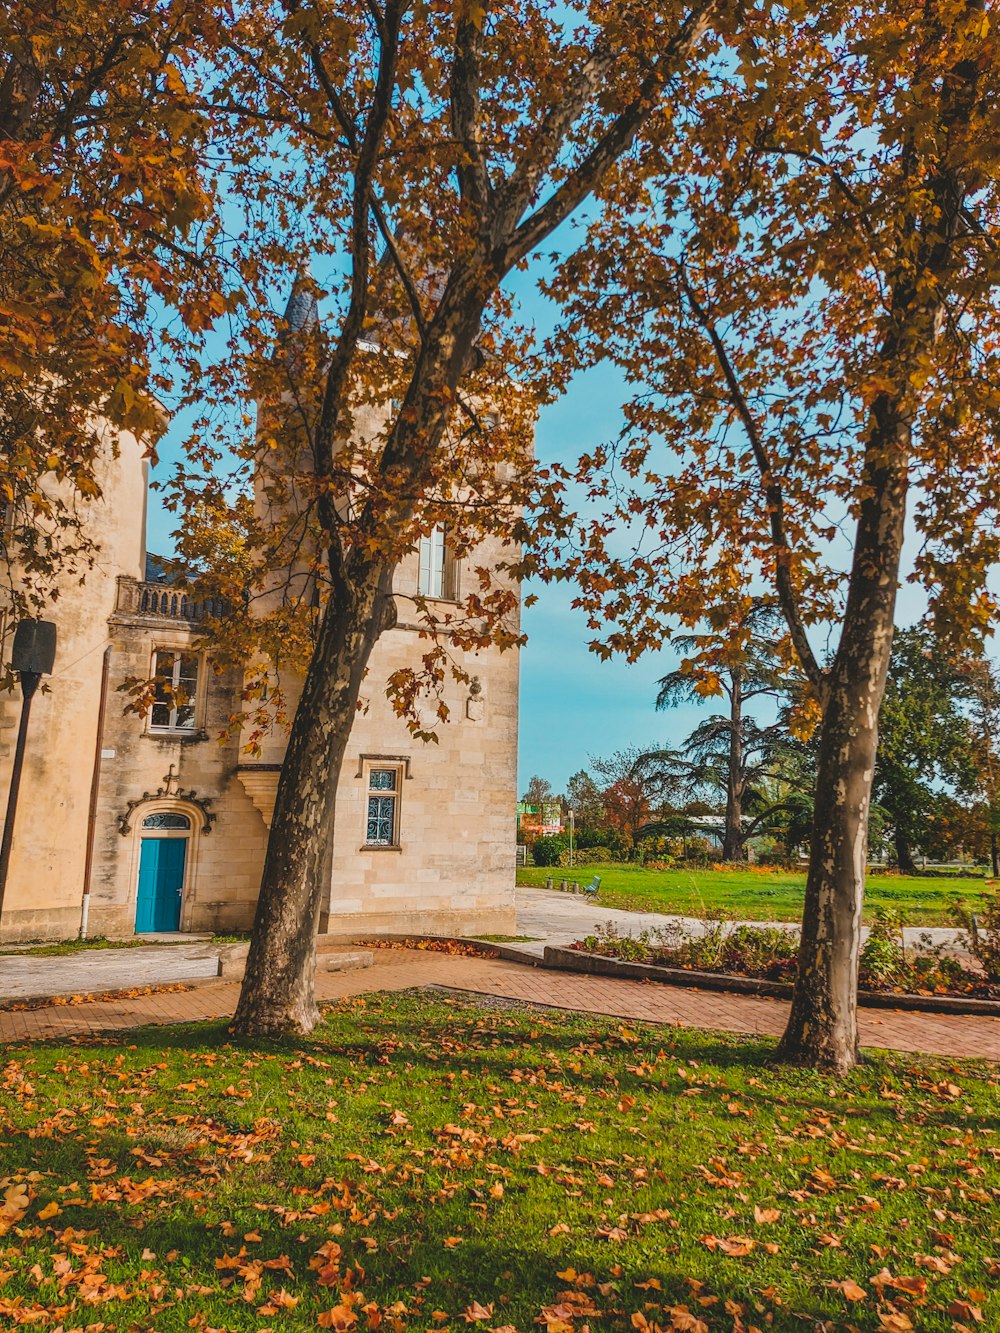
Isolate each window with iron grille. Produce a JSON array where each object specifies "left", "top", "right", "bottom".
[{"left": 365, "top": 766, "right": 399, "bottom": 846}]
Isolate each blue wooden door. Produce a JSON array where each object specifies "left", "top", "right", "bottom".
[{"left": 135, "top": 838, "right": 186, "bottom": 932}]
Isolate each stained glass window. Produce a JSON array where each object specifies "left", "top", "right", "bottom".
[{"left": 142, "top": 812, "right": 191, "bottom": 830}]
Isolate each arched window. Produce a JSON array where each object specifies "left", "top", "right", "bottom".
[{"left": 142, "top": 812, "right": 191, "bottom": 831}]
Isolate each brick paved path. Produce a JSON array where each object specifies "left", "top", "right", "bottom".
[{"left": 1, "top": 949, "right": 998, "bottom": 1060}]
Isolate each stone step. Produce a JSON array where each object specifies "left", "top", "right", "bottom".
[{"left": 215, "top": 942, "right": 373, "bottom": 980}]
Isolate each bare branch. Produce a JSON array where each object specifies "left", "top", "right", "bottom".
[
  {"left": 676, "top": 263, "right": 828, "bottom": 698},
  {"left": 309, "top": 26, "right": 428, "bottom": 342}
]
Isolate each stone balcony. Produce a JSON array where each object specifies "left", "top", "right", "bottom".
[{"left": 114, "top": 576, "right": 226, "bottom": 624}]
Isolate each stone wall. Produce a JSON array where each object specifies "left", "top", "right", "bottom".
[
  {"left": 83, "top": 597, "right": 267, "bottom": 939},
  {"left": 0, "top": 424, "right": 148, "bottom": 942}
]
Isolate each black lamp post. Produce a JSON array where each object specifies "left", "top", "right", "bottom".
[{"left": 0, "top": 619, "right": 57, "bottom": 920}]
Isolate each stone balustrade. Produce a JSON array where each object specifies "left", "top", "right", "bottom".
[{"left": 115, "top": 576, "right": 226, "bottom": 623}]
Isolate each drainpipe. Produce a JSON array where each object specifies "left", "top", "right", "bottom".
[{"left": 80, "top": 644, "right": 112, "bottom": 939}]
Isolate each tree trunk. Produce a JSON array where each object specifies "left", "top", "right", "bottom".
[
  {"left": 894, "top": 821, "right": 916, "bottom": 875},
  {"left": 722, "top": 673, "right": 743, "bottom": 862},
  {"left": 230, "top": 569, "right": 394, "bottom": 1037},
  {"left": 777, "top": 406, "right": 909, "bottom": 1073},
  {"left": 991, "top": 827, "right": 999, "bottom": 879},
  {"left": 777, "top": 677, "right": 883, "bottom": 1072}
]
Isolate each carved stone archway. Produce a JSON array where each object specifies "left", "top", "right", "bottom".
[{"left": 118, "top": 764, "right": 216, "bottom": 837}]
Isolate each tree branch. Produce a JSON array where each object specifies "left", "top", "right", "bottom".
[
  {"left": 500, "top": 2, "right": 715, "bottom": 270},
  {"left": 308, "top": 13, "right": 428, "bottom": 343},
  {"left": 450, "top": 2, "right": 492, "bottom": 222},
  {"left": 308, "top": 0, "right": 406, "bottom": 573},
  {"left": 676, "top": 263, "right": 828, "bottom": 699}
]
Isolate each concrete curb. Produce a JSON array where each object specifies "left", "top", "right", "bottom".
[
  {"left": 0, "top": 946, "right": 374, "bottom": 1006},
  {"left": 541, "top": 945, "right": 1000, "bottom": 1018},
  {"left": 349, "top": 933, "right": 538, "bottom": 965}
]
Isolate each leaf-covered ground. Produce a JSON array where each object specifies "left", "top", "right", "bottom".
[{"left": 1, "top": 992, "right": 997, "bottom": 1332}]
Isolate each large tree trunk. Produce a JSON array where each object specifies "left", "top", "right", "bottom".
[
  {"left": 894, "top": 821, "right": 916, "bottom": 875},
  {"left": 777, "top": 671, "right": 884, "bottom": 1072},
  {"left": 231, "top": 265, "right": 492, "bottom": 1039},
  {"left": 722, "top": 673, "right": 743, "bottom": 862},
  {"left": 230, "top": 569, "right": 394, "bottom": 1037},
  {"left": 777, "top": 410, "right": 909, "bottom": 1073}
]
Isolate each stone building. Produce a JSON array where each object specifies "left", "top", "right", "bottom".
[{"left": 0, "top": 369, "right": 520, "bottom": 943}]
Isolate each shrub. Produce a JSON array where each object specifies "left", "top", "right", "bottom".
[
  {"left": 572, "top": 847, "right": 614, "bottom": 864},
  {"left": 532, "top": 835, "right": 568, "bottom": 867},
  {"left": 570, "top": 909, "right": 999, "bottom": 997},
  {"left": 755, "top": 848, "right": 794, "bottom": 868},
  {"left": 859, "top": 909, "right": 905, "bottom": 985},
  {"left": 953, "top": 892, "right": 1000, "bottom": 980}
]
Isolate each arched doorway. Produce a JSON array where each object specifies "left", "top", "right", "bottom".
[{"left": 135, "top": 811, "right": 191, "bottom": 932}]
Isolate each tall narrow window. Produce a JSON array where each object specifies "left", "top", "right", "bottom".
[
  {"left": 150, "top": 650, "right": 199, "bottom": 731},
  {"left": 366, "top": 767, "right": 399, "bottom": 846},
  {"left": 418, "top": 527, "right": 458, "bottom": 600}
]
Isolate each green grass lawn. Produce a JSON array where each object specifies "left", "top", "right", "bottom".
[
  {"left": 2, "top": 993, "right": 997, "bottom": 1331},
  {"left": 517, "top": 863, "right": 992, "bottom": 925}
]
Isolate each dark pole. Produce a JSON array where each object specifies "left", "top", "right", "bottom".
[
  {"left": 0, "top": 670, "right": 42, "bottom": 918},
  {"left": 0, "top": 618, "right": 57, "bottom": 928}
]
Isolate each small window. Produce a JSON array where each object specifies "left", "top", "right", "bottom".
[
  {"left": 365, "top": 766, "right": 399, "bottom": 846},
  {"left": 150, "top": 650, "right": 199, "bottom": 732},
  {"left": 142, "top": 812, "right": 191, "bottom": 830},
  {"left": 417, "top": 527, "right": 458, "bottom": 600}
]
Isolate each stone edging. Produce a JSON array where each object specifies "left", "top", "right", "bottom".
[{"left": 541, "top": 945, "right": 1000, "bottom": 1017}]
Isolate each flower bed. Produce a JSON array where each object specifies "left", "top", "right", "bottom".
[{"left": 569, "top": 911, "right": 1000, "bottom": 1001}]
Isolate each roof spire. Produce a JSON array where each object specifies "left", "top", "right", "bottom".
[{"left": 282, "top": 273, "right": 318, "bottom": 332}]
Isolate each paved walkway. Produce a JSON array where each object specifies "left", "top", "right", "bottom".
[
  {"left": 1, "top": 888, "right": 968, "bottom": 1003},
  {"left": 515, "top": 886, "right": 968, "bottom": 955},
  {"left": 1, "top": 947, "right": 998, "bottom": 1061},
  {"left": 0, "top": 942, "right": 221, "bottom": 999}
]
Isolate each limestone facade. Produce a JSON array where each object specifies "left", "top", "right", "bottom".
[{"left": 0, "top": 438, "right": 519, "bottom": 943}]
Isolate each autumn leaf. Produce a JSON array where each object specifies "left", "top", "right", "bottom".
[
  {"left": 461, "top": 1302, "right": 494, "bottom": 1322},
  {"left": 829, "top": 1279, "right": 867, "bottom": 1302}
]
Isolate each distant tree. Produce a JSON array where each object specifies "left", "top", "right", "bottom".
[
  {"left": 564, "top": 769, "right": 606, "bottom": 830},
  {"left": 655, "top": 599, "right": 801, "bottom": 861},
  {"left": 590, "top": 747, "right": 683, "bottom": 852},
  {"left": 956, "top": 655, "right": 1000, "bottom": 877},
  {"left": 874, "top": 625, "right": 972, "bottom": 873},
  {"left": 682, "top": 715, "right": 806, "bottom": 859},
  {"left": 923, "top": 794, "right": 993, "bottom": 867},
  {"left": 521, "top": 775, "right": 554, "bottom": 807}
]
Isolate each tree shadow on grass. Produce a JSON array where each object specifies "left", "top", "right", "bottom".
[{"left": 15, "top": 993, "right": 998, "bottom": 1138}]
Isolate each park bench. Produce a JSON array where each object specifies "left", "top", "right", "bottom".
[{"left": 581, "top": 875, "right": 601, "bottom": 898}]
